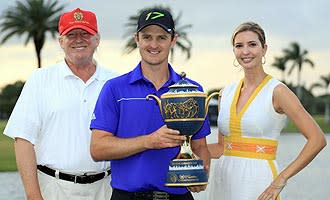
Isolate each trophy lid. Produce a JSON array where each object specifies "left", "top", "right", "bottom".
[
  {"left": 169, "top": 72, "right": 199, "bottom": 89},
  {"left": 166, "top": 72, "right": 203, "bottom": 94}
]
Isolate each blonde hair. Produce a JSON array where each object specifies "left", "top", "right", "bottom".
[{"left": 231, "top": 22, "right": 266, "bottom": 47}]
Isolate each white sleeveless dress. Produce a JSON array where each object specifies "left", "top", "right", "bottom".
[{"left": 211, "top": 75, "right": 287, "bottom": 200}]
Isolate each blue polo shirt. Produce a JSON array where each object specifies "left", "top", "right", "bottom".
[{"left": 90, "top": 62, "right": 211, "bottom": 194}]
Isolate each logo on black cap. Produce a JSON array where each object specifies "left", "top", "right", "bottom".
[{"left": 145, "top": 11, "right": 165, "bottom": 20}]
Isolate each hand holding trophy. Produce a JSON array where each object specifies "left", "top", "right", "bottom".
[{"left": 146, "top": 72, "right": 219, "bottom": 186}]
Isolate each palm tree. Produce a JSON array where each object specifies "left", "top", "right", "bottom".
[
  {"left": 123, "top": 5, "right": 192, "bottom": 62},
  {"left": 0, "top": 0, "right": 65, "bottom": 68},
  {"left": 271, "top": 56, "right": 287, "bottom": 82},
  {"left": 282, "top": 42, "right": 314, "bottom": 99},
  {"left": 310, "top": 74, "right": 330, "bottom": 124}
]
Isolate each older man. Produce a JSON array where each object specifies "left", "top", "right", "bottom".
[{"left": 3, "top": 8, "right": 117, "bottom": 200}]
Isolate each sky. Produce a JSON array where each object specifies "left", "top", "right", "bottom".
[{"left": 0, "top": 0, "right": 329, "bottom": 95}]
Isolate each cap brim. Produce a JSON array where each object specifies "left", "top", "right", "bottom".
[
  {"left": 137, "top": 23, "right": 173, "bottom": 34},
  {"left": 61, "top": 25, "right": 97, "bottom": 36}
]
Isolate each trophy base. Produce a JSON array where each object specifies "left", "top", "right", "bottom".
[{"left": 165, "top": 159, "right": 208, "bottom": 186}]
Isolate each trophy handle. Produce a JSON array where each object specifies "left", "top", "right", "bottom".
[
  {"left": 204, "top": 92, "right": 220, "bottom": 117},
  {"left": 146, "top": 94, "right": 162, "bottom": 114}
]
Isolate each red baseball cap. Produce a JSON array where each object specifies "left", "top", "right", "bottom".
[{"left": 58, "top": 8, "right": 98, "bottom": 36}]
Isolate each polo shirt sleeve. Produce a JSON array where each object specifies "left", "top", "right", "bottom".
[
  {"left": 191, "top": 116, "right": 211, "bottom": 140},
  {"left": 3, "top": 71, "right": 41, "bottom": 144},
  {"left": 90, "top": 80, "right": 118, "bottom": 134},
  {"left": 191, "top": 83, "right": 212, "bottom": 140}
]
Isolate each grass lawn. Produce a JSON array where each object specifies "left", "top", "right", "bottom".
[
  {"left": 0, "top": 120, "right": 17, "bottom": 171},
  {"left": 283, "top": 115, "right": 330, "bottom": 133}
]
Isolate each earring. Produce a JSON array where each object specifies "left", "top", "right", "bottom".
[
  {"left": 262, "top": 56, "right": 266, "bottom": 65},
  {"left": 233, "top": 58, "right": 240, "bottom": 67}
]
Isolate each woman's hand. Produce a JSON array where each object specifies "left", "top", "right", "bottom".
[{"left": 257, "top": 179, "right": 286, "bottom": 200}]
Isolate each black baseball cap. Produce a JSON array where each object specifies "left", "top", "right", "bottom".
[{"left": 137, "top": 8, "right": 175, "bottom": 35}]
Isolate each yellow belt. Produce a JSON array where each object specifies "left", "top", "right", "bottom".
[{"left": 224, "top": 136, "right": 278, "bottom": 160}]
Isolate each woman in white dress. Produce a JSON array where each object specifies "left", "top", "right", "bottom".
[{"left": 208, "top": 22, "right": 326, "bottom": 200}]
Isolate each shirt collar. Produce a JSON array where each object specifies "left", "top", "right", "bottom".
[
  {"left": 59, "top": 59, "right": 107, "bottom": 81},
  {"left": 129, "top": 62, "right": 181, "bottom": 87}
]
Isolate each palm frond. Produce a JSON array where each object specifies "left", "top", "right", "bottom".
[{"left": 0, "top": 0, "right": 65, "bottom": 68}]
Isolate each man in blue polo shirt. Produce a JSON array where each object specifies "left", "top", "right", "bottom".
[{"left": 90, "top": 8, "right": 211, "bottom": 200}]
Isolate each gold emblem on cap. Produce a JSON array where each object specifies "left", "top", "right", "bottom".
[{"left": 73, "top": 12, "right": 83, "bottom": 21}]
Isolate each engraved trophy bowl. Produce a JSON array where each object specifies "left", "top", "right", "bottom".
[{"left": 146, "top": 72, "right": 219, "bottom": 186}]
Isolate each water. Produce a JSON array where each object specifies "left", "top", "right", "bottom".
[
  {"left": 0, "top": 172, "right": 24, "bottom": 200},
  {"left": 1, "top": 129, "right": 329, "bottom": 200},
  {"left": 275, "top": 133, "right": 330, "bottom": 200}
]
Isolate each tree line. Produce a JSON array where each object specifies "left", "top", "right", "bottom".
[{"left": 271, "top": 42, "right": 330, "bottom": 123}]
